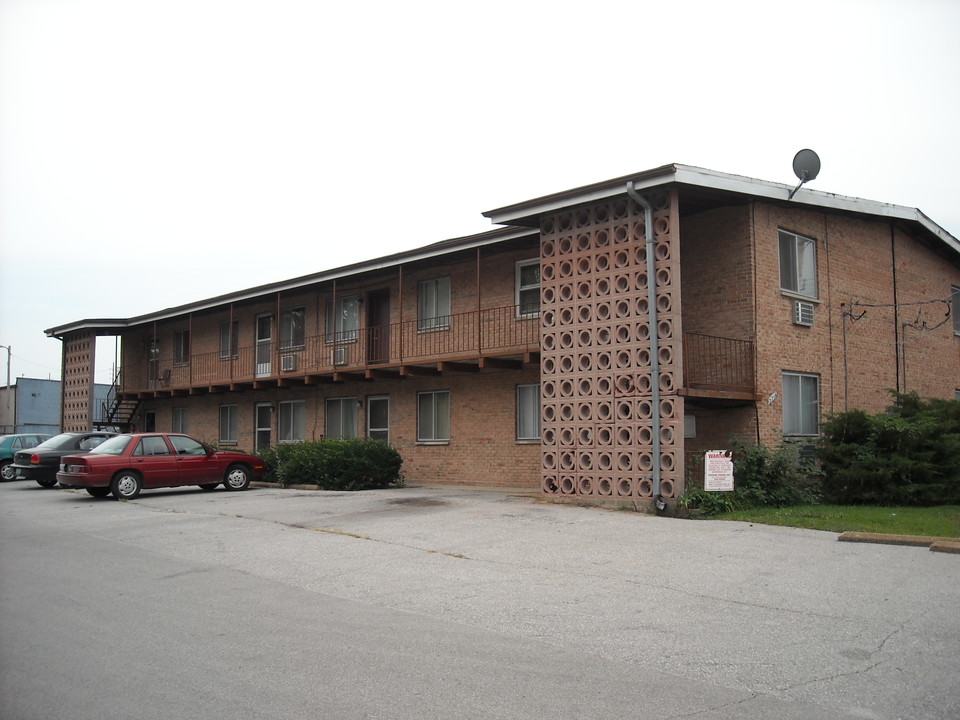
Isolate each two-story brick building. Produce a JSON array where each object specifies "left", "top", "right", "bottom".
[{"left": 46, "top": 164, "right": 960, "bottom": 506}]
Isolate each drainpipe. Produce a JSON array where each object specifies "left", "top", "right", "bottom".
[{"left": 625, "top": 182, "right": 664, "bottom": 511}]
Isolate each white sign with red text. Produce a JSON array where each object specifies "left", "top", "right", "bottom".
[{"left": 704, "top": 450, "right": 734, "bottom": 492}]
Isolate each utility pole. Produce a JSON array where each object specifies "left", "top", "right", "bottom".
[{"left": 0, "top": 345, "right": 11, "bottom": 421}]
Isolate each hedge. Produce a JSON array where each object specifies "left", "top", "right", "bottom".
[{"left": 260, "top": 438, "right": 403, "bottom": 491}]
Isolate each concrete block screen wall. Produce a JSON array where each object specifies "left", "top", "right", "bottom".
[{"left": 539, "top": 190, "right": 684, "bottom": 503}]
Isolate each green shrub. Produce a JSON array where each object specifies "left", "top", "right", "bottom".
[
  {"left": 817, "top": 393, "right": 960, "bottom": 505},
  {"left": 680, "top": 441, "right": 820, "bottom": 515},
  {"left": 260, "top": 438, "right": 403, "bottom": 491}
]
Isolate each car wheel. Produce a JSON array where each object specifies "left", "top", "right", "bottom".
[
  {"left": 86, "top": 487, "right": 111, "bottom": 498},
  {"left": 223, "top": 464, "right": 251, "bottom": 491},
  {"left": 198, "top": 483, "right": 218, "bottom": 491},
  {"left": 0, "top": 461, "right": 14, "bottom": 481},
  {"left": 111, "top": 471, "right": 142, "bottom": 500},
  {"left": 36, "top": 477, "right": 58, "bottom": 488}
]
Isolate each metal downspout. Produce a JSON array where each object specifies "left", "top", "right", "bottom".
[{"left": 625, "top": 182, "right": 663, "bottom": 509}]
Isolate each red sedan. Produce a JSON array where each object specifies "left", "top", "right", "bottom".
[{"left": 56, "top": 433, "right": 267, "bottom": 500}]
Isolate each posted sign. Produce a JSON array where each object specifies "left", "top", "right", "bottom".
[{"left": 704, "top": 450, "right": 734, "bottom": 492}]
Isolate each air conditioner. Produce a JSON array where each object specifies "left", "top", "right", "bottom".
[
  {"left": 794, "top": 300, "right": 814, "bottom": 327},
  {"left": 281, "top": 354, "right": 297, "bottom": 372},
  {"left": 332, "top": 347, "right": 348, "bottom": 366}
]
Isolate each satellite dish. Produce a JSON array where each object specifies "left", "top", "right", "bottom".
[{"left": 788, "top": 149, "right": 820, "bottom": 199}]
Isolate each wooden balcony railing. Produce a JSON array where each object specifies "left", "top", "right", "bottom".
[{"left": 121, "top": 304, "right": 541, "bottom": 394}]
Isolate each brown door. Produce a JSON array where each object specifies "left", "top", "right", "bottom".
[{"left": 366, "top": 290, "right": 390, "bottom": 364}]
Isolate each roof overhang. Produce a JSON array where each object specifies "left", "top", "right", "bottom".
[
  {"left": 45, "top": 225, "right": 538, "bottom": 338},
  {"left": 483, "top": 163, "right": 960, "bottom": 258}
]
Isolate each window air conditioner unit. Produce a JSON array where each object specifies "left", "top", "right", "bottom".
[
  {"left": 332, "top": 347, "right": 347, "bottom": 366},
  {"left": 281, "top": 354, "right": 297, "bottom": 372},
  {"left": 794, "top": 300, "right": 814, "bottom": 327}
]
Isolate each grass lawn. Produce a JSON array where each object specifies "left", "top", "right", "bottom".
[{"left": 716, "top": 505, "right": 960, "bottom": 538}]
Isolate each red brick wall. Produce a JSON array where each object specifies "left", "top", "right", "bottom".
[{"left": 137, "top": 366, "right": 542, "bottom": 489}]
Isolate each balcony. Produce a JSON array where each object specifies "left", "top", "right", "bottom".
[
  {"left": 118, "top": 307, "right": 756, "bottom": 402},
  {"left": 121, "top": 305, "right": 541, "bottom": 397},
  {"left": 681, "top": 332, "right": 756, "bottom": 401}
]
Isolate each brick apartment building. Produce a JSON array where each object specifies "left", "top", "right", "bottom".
[{"left": 46, "top": 164, "right": 960, "bottom": 506}]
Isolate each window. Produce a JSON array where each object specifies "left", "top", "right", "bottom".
[
  {"left": 280, "top": 307, "right": 305, "bottom": 349},
  {"left": 418, "top": 277, "right": 451, "bottom": 331},
  {"left": 782, "top": 372, "right": 820, "bottom": 436},
  {"left": 174, "top": 330, "right": 190, "bottom": 366},
  {"left": 779, "top": 230, "right": 818, "bottom": 299},
  {"left": 135, "top": 436, "right": 171, "bottom": 456},
  {"left": 325, "top": 397, "right": 357, "bottom": 439},
  {"left": 169, "top": 435, "right": 206, "bottom": 455},
  {"left": 418, "top": 390, "right": 450, "bottom": 442},
  {"left": 172, "top": 407, "right": 189, "bottom": 433},
  {"left": 952, "top": 286, "right": 959, "bottom": 335},
  {"left": 516, "top": 259, "right": 541, "bottom": 317},
  {"left": 516, "top": 383, "right": 541, "bottom": 441},
  {"left": 367, "top": 396, "right": 389, "bottom": 442},
  {"left": 220, "top": 319, "right": 239, "bottom": 359},
  {"left": 326, "top": 296, "right": 359, "bottom": 343},
  {"left": 278, "top": 400, "right": 306, "bottom": 443},
  {"left": 219, "top": 405, "right": 238, "bottom": 444}
]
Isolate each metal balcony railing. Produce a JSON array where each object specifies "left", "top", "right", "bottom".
[
  {"left": 121, "top": 304, "right": 541, "bottom": 394},
  {"left": 682, "top": 332, "right": 755, "bottom": 395}
]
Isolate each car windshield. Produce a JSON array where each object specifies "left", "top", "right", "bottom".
[
  {"left": 34, "top": 433, "right": 80, "bottom": 450},
  {"left": 89, "top": 435, "right": 133, "bottom": 456}
]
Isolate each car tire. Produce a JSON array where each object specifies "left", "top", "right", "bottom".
[
  {"left": 0, "top": 461, "right": 14, "bottom": 481},
  {"left": 36, "top": 477, "right": 58, "bottom": 488},
  {"left": 198, "top": 483, "right": 218, "bottom": 491},
  {"left": 111, "top": 471, "right": 142, "bottom": 500},
  {"left": 86, "top": 487, "right": 111, "bottom": 498},
  {"left": 223, "top": 464, "right": 251, "bottom": 491}
]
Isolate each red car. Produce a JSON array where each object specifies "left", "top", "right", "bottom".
[{"left": 56, "top": 433, "right": 267, "bottom": 500}]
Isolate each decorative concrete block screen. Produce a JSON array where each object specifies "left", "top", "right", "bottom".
[
  {"left": 62, "top": 330, "right": 96, "bottom": 432},
  {"left": 539, "top": 191, "right": 684, "bottom": 502}
]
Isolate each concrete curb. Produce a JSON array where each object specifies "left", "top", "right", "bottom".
[{"left": 838, "top": 531, "right": 960, "bottom": 554}]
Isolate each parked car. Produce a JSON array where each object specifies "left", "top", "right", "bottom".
[
  {"left": 0, "top": 433, "right": 54, "bottom": 481},
  {"left": 56, "top": 433, "right": 267, "bottom": 499},
  {"left": 12, "top": 432, "right": 116, "bottom": 487}
]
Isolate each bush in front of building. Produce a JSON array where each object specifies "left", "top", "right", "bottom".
[
  {"left": 680, "top": 440, "right": 821, "bottom": 515},
  {"left": 261, "top": 438, "right": 403, "bottom": 490},
  {"left": 817, "top": 393, "right": 960, "bottom": 506}
]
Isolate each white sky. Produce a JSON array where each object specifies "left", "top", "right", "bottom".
[{"left": 1, "top": 0, "right": 958, "bottom": 385}]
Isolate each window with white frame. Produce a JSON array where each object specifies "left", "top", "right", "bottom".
[
  {"left": 516, "top": 259, "right": 541, "bottom": 317},
  {"left": 325, "top": 397, "right": 357, "bottom": 439},
  {"left": 417, "top": 390, "right": 450, "bottom": 442},
  {"left": 779, "top": 230, "right": 818, "bottom": 299},
  {"left": 952, "top": 286, "right": 959, "bottom": 335},
  {"left": 325, "top": 296, "right": 360, "bottom": 343},
  {"left": 172, "top": 407, "right": 189, "bottom": 433},
  {"left": 174, "top": 330, "right": 190, "bottom": 366},
  {"left": 366, "top": 395, "right": 389, "bottom": 442},
  {"left": 782, "top": 372, "right": 820, "bottom": 436},
  {"left": 418, "top": 277, "right": 451, "bottom": 331},
  {"left": 219, "top": 405, "right": 238, "bottom": 444},
  {"left": 516, "top": 383, "right": 541, "bottom": 441},
  {"left": 280, "top": 307, "right": 305, "bottom": 349},
  {"left": 278, "top": 400, "right": 306, "bottom": 443},
  {"left": 219, "top": 319, "right": 239, "bottom": 360}
]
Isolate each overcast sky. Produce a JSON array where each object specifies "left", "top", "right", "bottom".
[{"left": 1, "top": 0, "right": 958, "bottom": 386}]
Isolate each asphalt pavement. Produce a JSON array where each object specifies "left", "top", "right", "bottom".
[{"left": 1, "top": 480, "right": 958, "bottom": 719}]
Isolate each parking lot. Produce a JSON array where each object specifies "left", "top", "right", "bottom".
[{"left": 2, "top": 480, "right": 959, "bottom": 719}]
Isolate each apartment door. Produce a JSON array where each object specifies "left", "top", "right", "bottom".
[
  {"left": 256, "top": 314, "right": 273, "bottom": 377},
  {"left": 255, "top": 403, "right": 272, "bottom": 453},
  {"left": 366, "top": 290, "right": 390, "bottom": 364}
]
